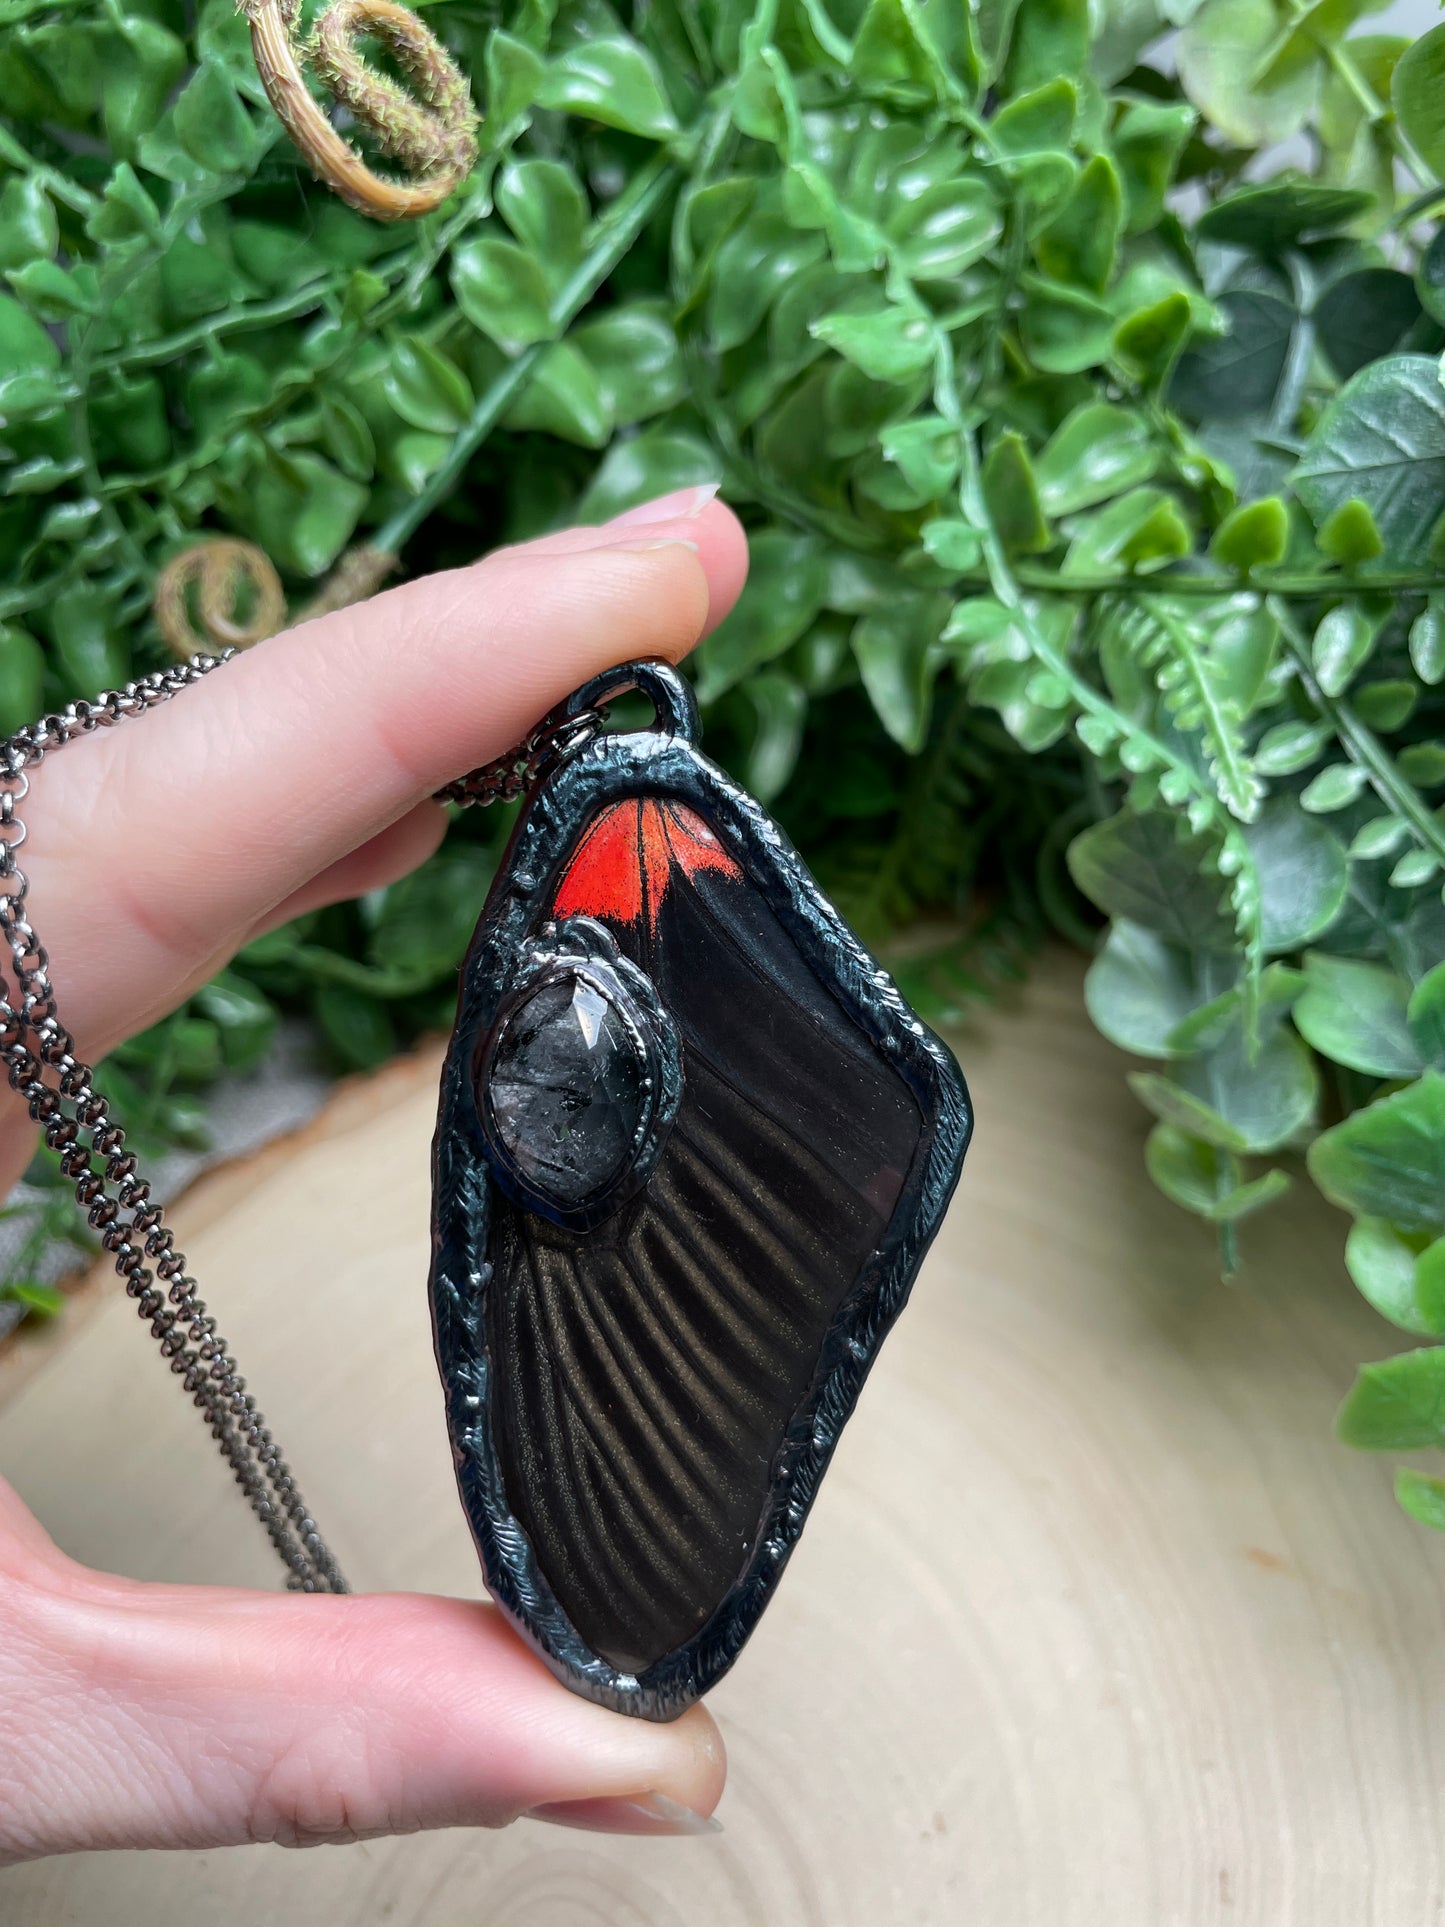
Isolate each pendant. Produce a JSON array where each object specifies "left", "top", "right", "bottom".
[{"left": 429, "top": 661, "right": 972, "bottom": 1720}]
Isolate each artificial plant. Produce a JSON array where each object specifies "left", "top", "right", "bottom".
[{"left": 2, "top": 0, "right": 1445, "bottom": 1519}]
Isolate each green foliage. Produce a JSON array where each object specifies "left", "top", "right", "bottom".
[{"left": 2, "top": 0, "right": 1445, "bottom": 1523}]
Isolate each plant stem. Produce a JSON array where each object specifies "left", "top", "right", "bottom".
[{"left": 1274, "top": 600, "right": 1445, "bottom": 873}]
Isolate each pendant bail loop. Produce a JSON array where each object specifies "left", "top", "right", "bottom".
[{"left": 559, "top": 659, "right": 700, "bottom": 746}]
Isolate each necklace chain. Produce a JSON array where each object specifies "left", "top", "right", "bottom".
[{"left": 0, "top": 649, "right": 597, "bottom": 1591}]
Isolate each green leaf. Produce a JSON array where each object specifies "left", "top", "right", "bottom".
[
  {"left": 1035, "top": 403, "right": 1160, "bottom": 515},
  {"left": 504, "top": 340, "right": 610, "bottom": 446},
  {"left": 1171, "top": 1020, "right": 1319, "bottom": 1154},
  {"left": 536, "top": 36, "right": 678, "bottom": 139},
  {"left": 879, "top": 417, "right": 960, "bottom": 499},
  {"left": 852, "top": 597, "right": 945, "bottom": 751},
  {"left": 0, "top": 622, "right": 46, "bottom": 735},
  {"left": 810, "top": 302, "right": 935, "bottom": 382},
  {"left": 1315, "top": 269, "right": 1424, "bottom": 383},
  {"left": 739, "top": 670, "right": 808, "bottom": 803},
  {"left": 1312, "top": 602, "right": 1377, "bottom": 697},
  {"left": 384, "top": 336, "right": 473, "bottom": 436},
  {"left": 245, "top": 453, "right": 367, "bottom": 580},
  {"left": 572, "top": 305, "right": 684, "bottom": 425},
  {"left": 1300, "top": 761, "right": 1371, "bottom": 813},
  {"left": 314, "top": 982, "right": 396, "bottom": 1072},
  {"left": 1309, "top": 1071, "right": 1445, "bottom": 1235},
  {"left": 1111, "top": 291, "right": 1193, "bottom": 389},
  {"left": 1003, "top": 0, "right": 1090, "bottom": 96},
  {"left": 497, "top": 158, "right": 588, "bottom": 275},
  {"left": 1317, "top": 498, "right": 1384, "bottom": 569},
  {"left": 367, "top": 844, "right": 497, "bottom": 980},
  {"left": 1062, "top": 487, "right": 1190, "bottom": 577},
  {"left": 575, "top": 427, "right": 717, "bottom": 522},
  {"left": 1294, "top": 952, "right": 1423, "bottom": 1078},
  {"left": 1084, "top": 919, "right": 1214, "bottom": 1058},
  {"left": 850, "top": 0, "right": 962, "bottom": 95},
  {"left": 1293, "top": 356, "right": 1445, "bottom": 566},
  {"left": 1112, "top": 99, "right": 1195, "bottom": 235},
  {"left": 887, "top": 177, "right": 1001, "bottom": 279},
  {"left": 1421, "top": 228, "right": 1445, "bottom": 329},
  {"left": 48, "top": 584, "right": 127, "bottom": 697},
  {"left": 173, "top": 58, "right": 257, "bottom": 174},
  {"left": 1145, "top": 1123, "right": 1289, "bottom": 1223},
  {"left": 1337, "top": 1346, "right": 1445, "bottom": 1451},
  {"left": 1409, "top": 596, "right": 1445, "bottom": 685},
  {"left": 451, "top": 237, "right": 557, "bottom": 352},
  {"left": 0, "top": 173, "right": 57, "bottom": 271},
  {"left": 1169, "top": 290, "right": 1293, "bottom": 424},
  {"left": 1392, "top": 22, "right": 1445, "bottom": 184},
  {"left": 1409, "top": 960, "right": 1445, "bottom": 1067},
  {"left": 1346, "top": 1218, "right": 1443, "bottom": 1336},
  {"left": 1021, "top": 280, "right": 1117, "bottom": 374},
  {"left": 1396, "top": 1467, "right": 1445, "bottom": 1531},
  {"left": 982, "top": 433, "right": 1050, "bottom": 554},
  {"left": 1195, "top": 180, "right": 1373, "bottom": 250},
  {"left": 1069, "top": 808, "right": 1238, "bottom": 951},
  {"left": 194, "top": 972, "right": 277, "bottom": 1073},
  {"left": 1254, "top": 720, "right": 1330, "bottom": 776},
  {"left": 991, "top": 77, "right": 1077, "bottom": 153},
  {"left": 1210, "top": 497, "right": 1288, "bottom": 573},
  {"left": 696, "top": 531, "right": 827, "bottom": 700},
  {"left": 1243, "top": 797, "right": 1349, "bottom": 952},
  {"left": 1177, "top": 0, "right": 1320, "bottom": 148},
  {"left": 709, "top": 211, "right": 825, "bottom": 352},
  {"left": 1033, "top": 154, "right": 1122, "bottom": 295}
]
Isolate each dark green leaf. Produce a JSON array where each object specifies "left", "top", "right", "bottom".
[
  {"left": 384, "top": 336, "right": 474, "bottom": 435},
  {"left": 245, "top": 453, "right": 367, "bottom": 580},
  {"left": 572, "top": 305, "right": 684, "bottom": 424},
  {"left": 982, "top": 433, "right": 1050, "bottom": 554},
  {"left": 1316, "top": 269, "right": 1424, "bottom": 382},
  {"left": 1169, "top": 290, "right": 1293, "bottom": 424},
  {"left": 1195, "top": 180, "right": 1373, "bottom": 249},
  {"left": 315, "top": 982, "right": 396, "bottom": 1072},
  {"left": 1210, "top": 497, "right": 1288, "bottom": 573},
  {"left": 1293, "top": 356, "right": 1445, "bottom": 566},
  {"left": 1145, "top": 1123, "right": 1289, "bottom": 1223},
  {"left": 1409, "top": 960, "right": 1445, "bottom": 1067},
  {"left": 173, "top": 58, "right": 257, "bottom": 174}
]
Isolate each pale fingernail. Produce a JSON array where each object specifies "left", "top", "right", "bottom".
[
  {"left": 608, "top": 482, "right": 721, "bottom": 527},
  {"left": 524, "top": 1790, "right": 723, "bottom": 1836},
  {"left": 597, "top": 535, "right": 701, "bottom": 556}
]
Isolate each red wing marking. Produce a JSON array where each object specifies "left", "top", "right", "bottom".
[{"left": 553, "top": 799, "right": 742, "bottom": 932}]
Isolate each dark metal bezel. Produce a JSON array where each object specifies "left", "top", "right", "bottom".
[
  {"left": 473, "top": 914, "right": 683, "bottom": 1235},
  {"left": 428, "top": 662, "right": 973, "bottom": 1722}
]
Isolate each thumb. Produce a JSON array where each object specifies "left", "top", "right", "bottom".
[{"left": 3, "top": 1549, "right": 725, "bottom": 1861}]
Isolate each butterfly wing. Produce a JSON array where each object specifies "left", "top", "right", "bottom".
[{"left": 483, "top": 799, "right": 922, "bottom": 1675}]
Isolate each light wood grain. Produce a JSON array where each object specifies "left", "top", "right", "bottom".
[{"left": 3, "top": 949, "right": 1443, "bottom": 1925}]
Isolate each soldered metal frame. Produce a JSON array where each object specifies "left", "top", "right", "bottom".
[{"left": 428, "top": 661, "right": 973, "bottom": 1721}]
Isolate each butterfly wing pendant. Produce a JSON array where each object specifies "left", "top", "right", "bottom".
[{"left": 429, "top": 661, "right": 973, "bottom": 1721}]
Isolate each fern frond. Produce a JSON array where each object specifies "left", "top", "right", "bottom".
[{"left": 1119, "top": 596, "right": 1264, "bottom": 823}]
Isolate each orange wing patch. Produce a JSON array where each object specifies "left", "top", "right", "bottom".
[{"left": 553, "top": 799, "right": 742, "bottom": 932}]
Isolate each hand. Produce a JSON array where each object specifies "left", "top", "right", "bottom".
[{"left": 0, "top": 488, "right": 747, "bottom": 1862}]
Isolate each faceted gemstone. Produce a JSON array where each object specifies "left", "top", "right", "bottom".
[{"left": 485, "top": 975, "right": 645, "bottom": 1209}]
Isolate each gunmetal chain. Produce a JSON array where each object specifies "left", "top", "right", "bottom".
[{"left": 0, "top": 650, "right": 595, "bottom": 1592}]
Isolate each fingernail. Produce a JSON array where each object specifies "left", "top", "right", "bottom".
[
  {"left": 598, "top": 535, "right": 701, "bottom": 556},
  {"left": 608, "top": 482, "right": 721, "bottom": 527},
  {"left": 524, "top": 1790, "right": 723, "bottom": 1836}
]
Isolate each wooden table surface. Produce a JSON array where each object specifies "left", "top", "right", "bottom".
[{"left": 3, "top": 949, "right": 1443, "bottom": 1925}]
